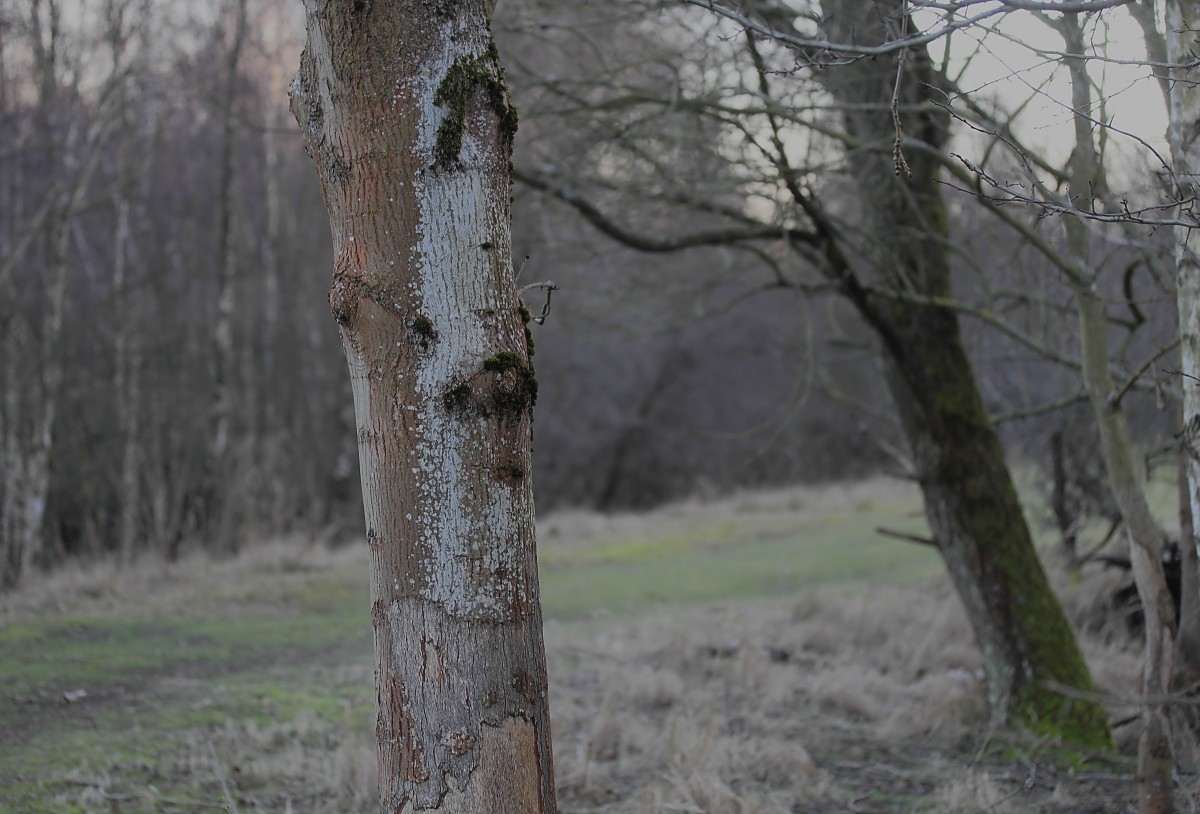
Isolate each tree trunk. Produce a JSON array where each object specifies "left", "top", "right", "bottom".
[
  {"left": 22, "top": 187, "right": 71, "bottom": 579},
  {"left": 291, "top": 2, "right": 557, "bottom": 812},
  {"left": 1170, "top": 0, "right": 1200, "bottom": 673},
  {"left": 114, "top": 194, "right": 142, "bottom": 563},
  {"left": 1051, "top": 430, "right": 1080, "bottom": 571},
  {"left": 1052, "top": 13, "right": 1174, "bottom": 808},
  {"left": 0, "top": 277, "right": 24, "bottom": 587},
  {"left": 818, "top": 0, "right": 1111, "bottom": 746},
  {"left": 878, "top": 298, "right": 1110, "bottom": 744},
  {"left": 260, "top": 63, "right": 285, "bottom": 529},
  {"left": 1179, "top": 456, "right": 1200, "bottom": 679},
  {"left": 209, "top": 0, "right": 248, "bottom": 549},
  {"left": 1078, "top": 286, "right": 1174, "bottom": 811}
]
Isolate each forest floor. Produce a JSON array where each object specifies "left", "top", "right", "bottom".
[{"left": 0, "top": 476, "right": 1182, "bottom": 813}]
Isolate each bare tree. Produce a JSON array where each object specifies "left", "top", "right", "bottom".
[
  {"left": 1029, "top": 13, "right": 1176, "bottom": 810},
  {"left": 0, "top": 0, "right": 129, "bottom": 585},
  {"left": 510, "top": 0, "right": 1112, "bottom": 745},
  {"left": 291, "top": 1, "right": 557, "bottom": 811}
]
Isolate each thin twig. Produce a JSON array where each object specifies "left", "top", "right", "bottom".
[
  {"left": 1165, "top": 368, "right": 1200, "bottom": 386},
  {"left": 1075, "top": 518, "right": 1124, "bottom": 565},
  {"left": 208, "top": 741, "right": 239, "bottom": 814},
  {"left": 891, "top": 0, "right": 912, "bottom": 178},
  {"left": 1109, "top": 340, "right": 1180, "bottom": 409},
  {"left": 517, "top": 280, "right": 559, "bottom": 325},
  {"left": 514, "top": 254, "right": 531, "bottom": 282},
  {"left": 992, "top": 391, "right": 1088, "bottom": 425},
  {"left": 1042, "top": 678, "right": 1200, "bottom": 708},
  {"left": 676, "top": 0, "right": 1135, "bottom": 60}
]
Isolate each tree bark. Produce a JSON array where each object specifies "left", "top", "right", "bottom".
[
  {"left": 817, "top": 0, "right": 1112, "bottom": 746},
  {"left": 292, "top": 2, "right": 557, "bottom": 812}
]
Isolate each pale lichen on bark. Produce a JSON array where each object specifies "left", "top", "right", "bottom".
[{"left": 406, "top": 16, "right": 529, "bottom": 622}]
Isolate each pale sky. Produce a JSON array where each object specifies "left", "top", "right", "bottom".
[{"left": 922, "top": 3, "right": 1168, "bottom": 192}]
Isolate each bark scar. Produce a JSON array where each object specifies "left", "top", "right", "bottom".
[
  {"left": 330, "top": 256, "right": 363, "bottom": 326},
  {"left": 378, "top": 673, "right": 428, "bottom": 783}
]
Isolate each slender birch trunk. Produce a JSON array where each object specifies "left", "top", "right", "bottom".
[
  {"left": 0, "top": 142, "right": 31, "bottom": 588},
  {"left": 17, "top": 0, "right": 68, "bottom": 580},
  {"left": 1166, "top": 2, "right": 1200, "bottom": 780},
  {"left": 22, "top": 189, "right": 72, "bottom": 578},
  {"left": 1169, "top": 0, "right": 1200, "bottom": 652},
  {"left": 1058, "top": 14, "right": 1174, "bottom": 812},
  {"left": 1, "top": 286, "right": 22, "bottom": 587},
  {"left": 292, "top": 2, "right": 557, "bottom": 811},
  {"left": 260, "top": 64, "right": 285, "bottom": 527},
  {"left": 114, "top": 194, "right": 142, "bottom": 563},
  {"left": 209, "top": 0, "right": 248, "bottom": 546}
]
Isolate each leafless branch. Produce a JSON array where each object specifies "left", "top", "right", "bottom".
[
  {"left": 1042, "top": 678, "right": 1200, "bottom": 709},
  {"left": 950, "top": 152, "right": 1199, "bottom": 228},
  {"left": 992, "top": 391, "right": 1089, "bottom": 425},
  {"left": 674, "top": 0, "right": 1134, "bottom": 59},
  {"left": 1110, "top": 340, "right": 1180, "bottom": 409},
  {"left": 515, "top": 167, "right": 818, "bottom": 250}
]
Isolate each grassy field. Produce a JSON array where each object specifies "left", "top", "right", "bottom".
[{"left": 0, "top": 476, "right": 1166, "bottom": 813}]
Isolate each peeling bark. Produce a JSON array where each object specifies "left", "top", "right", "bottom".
[{"left": 292, "top": 2, "right": 556, "bottom": 811}]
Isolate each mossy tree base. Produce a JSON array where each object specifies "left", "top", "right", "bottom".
[{"left": 818, "top": 0, "right": 1112, "bottom": 749}]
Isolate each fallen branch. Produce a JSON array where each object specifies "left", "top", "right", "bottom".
[{"left": 875, "top": 526, "right": 938, "bottom": 547}]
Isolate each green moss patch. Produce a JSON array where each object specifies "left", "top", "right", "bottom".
[{"left": 433, "top": 42, "right": 519, "bottom": 167}]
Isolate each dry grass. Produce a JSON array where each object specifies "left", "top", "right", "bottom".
[
  {"left": 543, "top": 564, "right": 1146, "bottom": 814},
  {"left": 49, "top": 604, "right": 1119, "bottom": 814},
  {"left": 545, "top": 583, "right": 994, "bottom": 814},
  {"left": 933, "top": 770, "right": 1014, "bottom": 814},
  {"left": 1, "top": 477, "right": 1156, "bottom": 812},
  {"left": 0, "top": 534, "right": 360, "bottom": 623}
]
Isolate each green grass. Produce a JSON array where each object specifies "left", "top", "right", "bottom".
[
  {"left": 538, "top": 500, "right": 939, "bottom": 619},
  {"left": 0, "top": 553, "right": 377, "bottom": 811}
]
